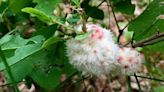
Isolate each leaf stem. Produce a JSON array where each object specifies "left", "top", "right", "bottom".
[
  {"left": 0, "top": 47, "right": 19, "bottom": 92},
  {"left": 127, "top": 76, "right": 133, "bottom": 92}
]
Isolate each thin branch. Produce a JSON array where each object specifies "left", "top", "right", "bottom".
[
  {"left": 132, "top": 32, "right": 164, "bottom": 47},
  {"left": 106, "top": 0, "right": 123, "bottom": 43},
  {"left": 132, "top": 75, "right": 164, "bottom": 82},
  {"left": 106, "top": 0, "right": 120, "bottom": 31},
  {"left": 134, "top": 73, "right": 142, "bottom": 92},
  {"left": 97, "top": 0, "right": 106, "bottom": 8},
  {"left": 0, "top": 81, "right": 24, "bottom": 87}
]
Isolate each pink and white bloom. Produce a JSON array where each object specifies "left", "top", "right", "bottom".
[
  {"left": 66, "top": 24, "right": 119, "bottom": 76},
  {"left": 116, "top": 47, "right": 144, "bottom": 75}
]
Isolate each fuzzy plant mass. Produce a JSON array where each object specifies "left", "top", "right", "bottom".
[
  {"left": 66, "top": 24, "right": 144, "bottom": 76},
  {"left": 116, "top": 47, "right": 144, "bottom": 75}
]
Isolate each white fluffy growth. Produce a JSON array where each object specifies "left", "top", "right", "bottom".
[
  {"left": 116, "top": 47, "right": 144, "bottom": 75},
  {"left": 66, "top": 24, "right": 119, "bottom": 76}
]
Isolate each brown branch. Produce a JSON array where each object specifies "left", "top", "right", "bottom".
[
  {"left": 132, "top": 75, "right": 164, "bottom": 82},
  {"left": 132, "top": 32, "right": 164, "bottom": 47}
]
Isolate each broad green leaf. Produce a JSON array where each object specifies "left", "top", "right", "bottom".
[
  {"left": 75, "top": 31, "right": 93, "bottom": 40},
  {"left": 33, "top": 0, "right": 61, "bottom": 16},
  {"left": 112, "top": 0, "right": 135, "bottom": 15},
  {"left": 1, "top": 35, "right": 29, "bottom": 50},
  {"left": 42, "top": 37, "right": 62, "bottom": 48},
  {"left": 22, "top": 7, "right": 52, "bottom": 24},
  {"left": 0, "top": 43, "right": 42, "bottom": 70},
  {"left": 9, "top": 0, "right": 32, "bottom": 13},
  {"left": 128, "top": 0, "right": 164, "bottom": 52},
  {"left": 4, "top": 53, "right": 36, "bottom": 82},
  {"left": 30, "top": 42, "right": 76, "bottom": 91},
  {"left": 128, "top": 0, "right": 164, "bottom": 41}
]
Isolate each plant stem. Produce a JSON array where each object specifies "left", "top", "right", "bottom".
[
  {"left": 53, "top": 19, "right": 78, "bottom": 32},
  {"left": 127, "top": 76, "right": 133, "bottom": 92},
  {"left": 81, "top": 12, "right": 87, "bottom": 33},
  {"left": 132, "top": 32, "right": 164, "bottom": 47},
  {"left": 106, "top": 0, "right": 120, "bottom": 31},
  {"left": 134, "top": 73, "right": 142, "bottom": 92},
  {"left": 0, "top": 47, "right": 19, "bottom": 92}
]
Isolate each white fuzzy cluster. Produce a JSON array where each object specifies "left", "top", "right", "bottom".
[
  {"left": 66, "top": 24, "right": 119, "bottom": 76},
  {"left": 66, "top": 24, "right": 144, "bottom": 76},
  {"left": 116, "top": 47, "right": 144, "bottom": 75}
]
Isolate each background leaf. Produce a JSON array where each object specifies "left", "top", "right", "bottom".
[
  {"left": 112, "top": 0, "right": 135, "bottom": 15},
  {"left": 9, "top": 0, "right": 32, "bottom": 13}
]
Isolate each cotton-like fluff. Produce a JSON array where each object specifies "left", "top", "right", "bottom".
[
  {"left": 116, "top": 47, "right": 144, "bottom": 75},
  {"left": 66, "top": 24, "right": 119, "bottom": 76}
]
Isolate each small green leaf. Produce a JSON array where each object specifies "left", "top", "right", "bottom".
[
  {"left": 153, "top": 86, "right": 164, "bottom": 92},
  {"left": 33, "top": 0, "right": 61, "bottom": 16},
  {"left": 71, "top": 0, "right": 80, "bottom": 7},
  {"left": 81, "top": 0, "right": 104, "bottom": 20},
  {"left": 67, "top": 13, "right": 80, "bottom": 25},
  {"left": 124, "top": 31, "right": 134, "bottom": 41},
  {"left": 21, "top": 7, "right": 52, "bottom": 24},
  {"left": 42, "top": 37, "right": 62, "bottom": 48},
  {"left": 75, "top": 31, "right": 92, "bottom": 40}
]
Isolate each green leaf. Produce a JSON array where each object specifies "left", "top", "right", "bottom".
[
  {"left": 67, "top": 13, "right": 80, "bottom": 25},
  {"left": 112, "top": 0, "right": 135, "bottom": 15},
  {"left": 85, "top": 6, "right": 104, "bottom": 20},
  {"left": 128, "top": 0, "right": 164, "bottom": 41},
  {"left": 0, "top": 34, "right": 13, "bottom": 45},
  {"left": 144, "top": 39, "right": 164, "bottom": 52},
  {"left": 42, "top": 37, "right": 62, "bottom": 48},
  {"left": 71, "top": 0, "right": 80, "bottom": 7},
  {"left": 124, "top": 31, "right": 134, "bottom": 41},
  {"left": 0, "top": 35, "right": 44, "bottom": 50},
  {"left": 81, "top": 0, "right": 104, "bottom": 20},
  {"left": 75, "top": 31, "right": 93, "bottom": 40},
  {"left": 33, "top": 0, "right": 61, "bottom": 16},
  {"left": 33, "top": 24, "right": 58, "bottom": 39},
  {"left": 22, "top": 7, "right": 52, "bottom": 24},
  {"left": 9, "top": 0, "right": 32, "bottom": 13}
]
